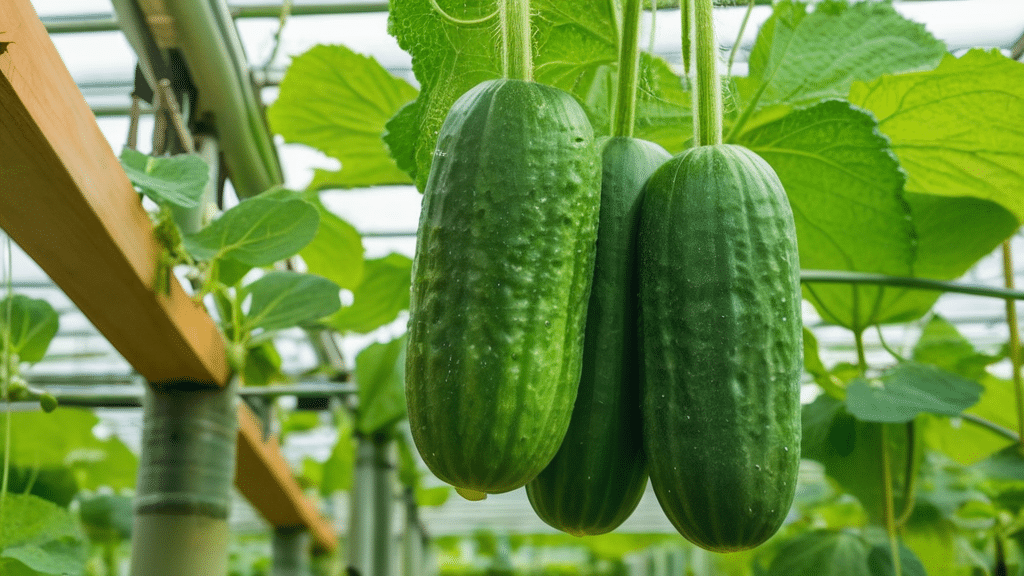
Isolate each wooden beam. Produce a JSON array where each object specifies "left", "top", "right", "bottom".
[
  {"left": 236, "top": 406, "right": 337, "bottom": 551},
  {"left": 0, "top": 0, "right": 336, "bottom": 551}
]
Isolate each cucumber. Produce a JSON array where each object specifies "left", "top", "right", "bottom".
[
  {"left": 526, "top": 137, "right": 669, "bottom": 535},
  {"left": 639, "top": 144, "right": 802, "bottom": 552},
  {"left": 405, "top": 79, "right": 601, "bottom": 495}
]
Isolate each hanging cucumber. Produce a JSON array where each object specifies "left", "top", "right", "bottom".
[
  {"left": 638, "top": 0, "right": 802, "bottom": 552},
  {"left": 405, "top": 0, "right": 601, "bottom": 496},
  {"left": 525, "top": 0, "right": 668, "bottom": 535}
]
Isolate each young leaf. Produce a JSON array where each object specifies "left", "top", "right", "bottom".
[
  {"left": 354, "top": 335, "right": 407, "bottom": 435},
  {"left": 267, "top": 44, "right": 417, "bottom": 190},
  {"left": 739, "top": 0, "right": 945, "bottom": 110},
  {"left": 923, "top": 373, "right": 1021, "bottom": 466},
  {"left": 299, "top": 200, "right": 365, "bottom": 291},
  {"left": 0, "top": 295, "right": 58, "bottom": 364},
  {"left": 845, "top": 363, "right": 983, "bottom": 423},
  {"left": 738, "top": 100, "right": 914, "bottom": 329},
  {"left": 327, "top": 253, "right": 412, "bottom": 334},
  {"left": 850, "top": 49, "right": 1024, "bottom": 221},
  {"left": 243, "top": 271, "right": 341, "bottom": 333},
  {"left": 119, "top": 148, "right": 209, "bottom": 208},
  {"left": 183, "top": 197, "right": 319, "bottom": 266}
]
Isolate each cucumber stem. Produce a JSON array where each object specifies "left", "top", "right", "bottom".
[
  {"left": 1001, "top": 241, "right": 1024, "bottom": 448},
  {"left": 879, "top": 425, "right": 904, "bottom": 576},
  {"left": 613, "top": 0, "right": 643, "bottom": 137},
  {"left": 681, "top": 0, "right": 692, "bottom": 76},
  {"left": 727, "top": 0, "right": 755, "bottom": 76},
  {"left": 895, "top": 420, "right": 919, "bottom": 529},
  {"left": 502, "top": 0, "right": 533, "bottom": 81},
  {"left": 691, "top": 0, "right": 723, "bottom": 146}
]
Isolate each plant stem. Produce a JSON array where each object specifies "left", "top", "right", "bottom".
[
  {"left": 1001, "top": 241, "right": 1024, "bottom": 448},
  {"left": 895, "top": 421, "right": 919, "bottom": 529},
  {"left": 691, "top": 0, "right": 722, "bottom": 146},
  {"left": 727, "top": 0, "right": 755, "bottom": 76},
  {"left": 502, "top": 0, "right": 532, "bottom": 81},
  {"left": 681, "top": 0, "right": 692, "bottom": 76},
  {"left": 613, "top": 0, "right": 643, "bottom": 137},
  {"left": 0, "top": 238, "right": 12, "bottom": 526},
  {"left": 854, "top": 328, "right": 868, "bottom": 374},
  {"left": 960, "top": 412, "right": 1021, "bottom": 442},
  {"left": 801, "top": 269, "right": 1024, "bottom": 301},
  {"left": 880, "top": 425, "right": 904, "bottom": 576}
]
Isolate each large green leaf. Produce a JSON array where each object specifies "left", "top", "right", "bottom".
[
  {"left": 354, "top": 336, "right": 407, "bottom": 435},
  {"left": 0, "top": 295, "right": 58, "bottom": 364},
  {"left": 299, "top": 200, "right": 365, "bottom": 291},
  {"left": 327, "top": 253, "right": 412, "bottom": 334},
  {"left": 243, "top": 271, "right": 341, "bottom": 332},
  {"left": 183, "top": 197, "right": 319, "bottom": 266},
  {"left": 119, "top": 149, "right": 209, "bottom": 209},
  {"left": 849, "top": 49, "right": 1024, "bottom": 222},
  {"left": 973, "top": 444, "right": 1024, "bottom": 483},
  {"left": 0, "top": 494, "right": 87, "bottom": 576},
  {"left": 738, "top": 100, "right": 914, "bottom": 329},
  {"left": 385, "top": 0, "right": 694, "bottom": 189},
  {"left": 320, "top": 412, "right": 356, "bottom": 495},
  {"left": 268, "top": 44, "right": 417, "bottom": 190},
  {"left": 766, "top": 529, "right": 872, "bottom": 576},
  {"left": 845, "top": 363, "right": 983, "bottom": 423},
  {"left": 867, "top": 543, "right": 927, "bottom": 576},
  {"left": 740, "top": 0, "right": 945, "bottom": 110}
]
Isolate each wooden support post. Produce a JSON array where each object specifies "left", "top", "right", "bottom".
[{"left": 0, "top": 0, "right": 336, "bottom": 552}]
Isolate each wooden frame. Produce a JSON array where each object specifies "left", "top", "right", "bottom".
[{"left": 0, "top": 0, "right": 336, "bottom": 551}]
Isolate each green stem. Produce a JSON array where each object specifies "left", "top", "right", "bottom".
[
  {"left": 681, "top": 0, "right": 692, "bottom": 76},
  {"left": 502, "top": 0, "right": 532, "bottom": 81},
  {"left": 1001, "top": 241, "right": 1024, "bottom": 448},
  {"left": 879, "top": 425, "right": 904, "bottom": 576},
  {"left": 961, "top": 412, "right": 1021, "bottom": 443},
  {"left": 727, "top": 0, "right": 755, "bottom": 76},
  {"left": 613, "top": 0, "right": 643, "bottom": 137},
  {"left": 0, "top": 238, "right": 12, "bottom": 525},
  {"left": 854, "top": 328, "right": 868, "bottom": 375},
  {"left": 801, "top": 269, "right": 1024, "bottom": 301},
  {"left": 691, "top": 0, "right": 722, "bottom": 145},
  {"left": 895, "top": 421, "right": 919, "bottom": 529}
]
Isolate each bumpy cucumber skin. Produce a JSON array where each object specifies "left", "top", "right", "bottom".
[
  {"left": 526, "top": 137, "right": 669, "bottom": 535},
  {"left": 406, "top": 79, "right": 601, "bottom": 495},
  {"left": 639, "top": 144, "right": 802, "bottom": 552}
]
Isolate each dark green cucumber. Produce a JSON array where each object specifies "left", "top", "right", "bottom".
[
  {"left": 405, "top": 79, "right": 601, "bottom": 495},
  {"left": 526, "top": 137, "right": 669, "bottom": 535},
  {"left": 639, "top": 144, "right": 802, "bottom": 552}
]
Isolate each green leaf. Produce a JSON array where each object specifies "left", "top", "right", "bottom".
[
  {"left": 299, "top": 200, "right": 365, "bottom": 291},
  {"left": 241, "top": 340, "right": 285, "bottom": 386},
  {"left": 327, "top": 253, "right": 412, "bottom": 334},
  {"left": 740, "top": 0, "right": 945, "bottom": 110},
  {"left": 2, "top": 409, "right": 99, "bottom": 469},
  {"left": 912, "top": 315, "right": 1002, "bottom": 380},
  {"left": 802, "top": 394, "right": 850, "bottom": 460},
  {"left": 119, "top": 148, "right": 209, "bottom": 208},
  {"left": 268, "top": 44, "right": 417, "bottom": 190},
  {"left": 922, "top": 373, "right": 1020, "bottom": 466},
  {"left": 766, "top": 529, "right": 872, "bottom": 576},
  {"left": 69, "top": 436, "right": 139, "bottom": 492},
  {"left": 849, "top": 49, "right": 1024, "bottom": 222},
  {"left": 321, "top": 413, "right": 356, "bottom": 495},
  {"left": 973, "top": 444, "right": 1024, "bottom": 482},
  {"left": 212, "top": 258, "right": 252, "bottom": 288},
  {"left": 243, "top": 271, "right": 341, "bottom": 332},
  {"left": 738, "top": 100, "right": 914, "bottom": 329},
  {"left": 354, "top": 336, "right": 407, "bottom": 435},
  {"left": 845, "top": 363, "right": 983, "bottom": 423},
  {"left": 867, "top": 543, "right": 927, "bottom": 576},
  {"left": 183, "top": 197, "right": 319, "bottom": 266},
  {"left": 0, "top": 295, "right": 58, "bottom": 364},
  {"left": 386, "top": 0, "right": 692, "bottom": 188},
  {"left": 78, "top": 493, "right": 133, "bottom": 541},
  {"left": 0, "top": 494, "right": 87, "bottom": 576},
  {"left": 416, "top": 485, "right": 451, "bottom": 507}
]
